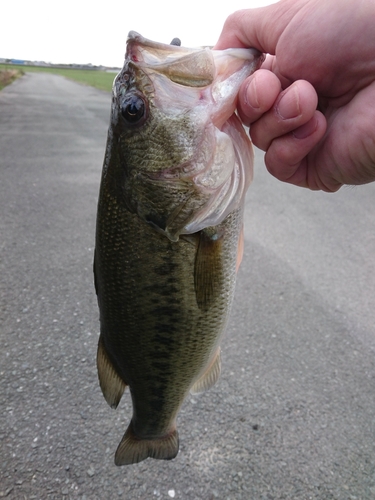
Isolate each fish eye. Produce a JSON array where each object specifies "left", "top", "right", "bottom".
[{"left": 121, "top": 94, "right": 147, "bottom": 126}]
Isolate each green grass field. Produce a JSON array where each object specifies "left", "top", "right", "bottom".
[{"left": 0, "top": 64, "right": 118, "bottom": 92}]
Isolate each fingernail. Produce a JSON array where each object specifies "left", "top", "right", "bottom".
[
  {"left": 245, "top": 78, "right": 260, "bottom": 109},
  {"left": 293, "top": 117, "right": 317, "bottom": 139},
  {"left": 277, "top": 86, "right": 300, "bottom": 120}
]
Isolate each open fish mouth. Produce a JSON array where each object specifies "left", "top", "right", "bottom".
[{"left": 112, "top": 31, "right": 264, "bottom": 241}]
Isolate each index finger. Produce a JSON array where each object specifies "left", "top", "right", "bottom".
[{"left": 213, "top": 3, "right": 294, "bottom": 53}]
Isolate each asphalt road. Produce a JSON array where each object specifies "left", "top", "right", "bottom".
[{"left": 1, "top": 72, "right": 375, "bottom": 500}]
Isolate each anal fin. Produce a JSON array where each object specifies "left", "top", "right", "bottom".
[
  {"left": 190, "top": 347, "right": 221, "bottom": 395},
  {"left": 115, "top": 420, "right": 179, "bottom": 466},
  {"left": 97, "top": 335, "right": 127, "bottom": 409}
]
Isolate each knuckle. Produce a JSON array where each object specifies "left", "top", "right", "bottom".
[{"left": 250, "top": 123, "right": 270, "bottom": 152}]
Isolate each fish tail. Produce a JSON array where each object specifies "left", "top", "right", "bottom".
[{"left": 115, "top": 421, "right": 179, "bottom": 466}]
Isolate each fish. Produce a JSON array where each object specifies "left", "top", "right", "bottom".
[{"left": 94, "top": 31, "right": 263, "bottom": 466}]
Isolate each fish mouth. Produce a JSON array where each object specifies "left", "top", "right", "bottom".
[
  {"left": 119, "top": 32, "right": 263, "bottom": 240},
  {"left": 126, "top": 31, "right": 216, "bottom": 87},
  {"left": 127, "top": 31, "right": 188, "bottom": 53},
  {"left": 124, "top": 31, "right": 264, "bottom": 133},
  {"left": 125, "top": 31, "right": 264, "bottom": 91}
]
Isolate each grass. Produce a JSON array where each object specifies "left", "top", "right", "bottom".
[
  {"left": 0, "top": 67, "right": 24, "bottom": 90},
  {"left": 0, "top": 64, "right": 118, "bottom": 92}
]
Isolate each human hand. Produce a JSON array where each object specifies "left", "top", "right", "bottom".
[{"left": 215, "top": 0, "right": 375, "bottom": 191}]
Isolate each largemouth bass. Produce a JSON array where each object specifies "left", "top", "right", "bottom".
[{"left": 94, "top": 31, "right": 263, "bottom": 466}]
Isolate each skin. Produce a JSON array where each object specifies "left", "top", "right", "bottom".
[{"left": 214, "top": 0, "right": 375, "bottom": 192}]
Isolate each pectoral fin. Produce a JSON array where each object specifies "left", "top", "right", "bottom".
[
  {"left": 97, "top": 336, "right": 127, "bottom": 409},
  {"left": 190, "top": 348, "right": 221, "bottom": 395},
  {"left": 194, "top": 229, "right": 223, "bottom": 310},
  {"left": 236, "top": 225, "right": 244, "bottom": 273}
]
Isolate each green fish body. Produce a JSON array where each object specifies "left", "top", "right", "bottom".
[{"left": 94, "top": 32, "right": 263, "bottom": 465}]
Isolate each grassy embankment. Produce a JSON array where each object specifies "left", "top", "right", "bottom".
[
  {"left": 0, "top": 64, "right": 117, "bottom": 92},
  {"left": 0, "top": 67, "right": 24, "bottom": 90}
]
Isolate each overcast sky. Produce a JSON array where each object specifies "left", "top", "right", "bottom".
[{"left": 2, "top": 0, "right": 277, "bottom": 67}]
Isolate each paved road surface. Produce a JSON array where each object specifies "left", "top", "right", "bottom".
[{"left": 1, "top": 73, "right": 375, "bottom": 500}]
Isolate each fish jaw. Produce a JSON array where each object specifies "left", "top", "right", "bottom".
[
  {"left": 209, "top": 48, "right": 264, "bottom": 130},
  {"left": 126, "top": 31, "right": 216, "bottom": 87},
  {"left": 183, "top": 113, "right": 254, "bottom": 234},
  {"left": 124, "top": 31, "right": 263, "bottom": 130}
]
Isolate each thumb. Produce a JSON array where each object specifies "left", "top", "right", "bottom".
[{"left": 214, "top": 0, "right": 303, "bottom": 54}]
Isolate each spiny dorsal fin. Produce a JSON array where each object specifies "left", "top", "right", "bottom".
[
  {"left": 97, "top": 336, "right": 127, "bottom": 409},
  {"left": 190, "top": 347, "right": 221, "bottom": 395},
  {"left": 115, "top": 421, "right": 179, "bottom": 466}
]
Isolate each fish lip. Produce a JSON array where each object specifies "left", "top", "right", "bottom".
[
  {"left": 127, "top": 31, "right": 264, "bottom": 60},
  {"left": 127, "top": 31, "right": 195, "bottom": 53},
  {"left": 125, "top": 31, "right": 216, "bottom": 87},
  {"left": 124, "top": 31, "right": 264, "bottom": 93}
]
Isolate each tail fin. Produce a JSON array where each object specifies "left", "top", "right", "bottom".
[{"left": 115, "top": 421, "right": 179, "bottom": 466}]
